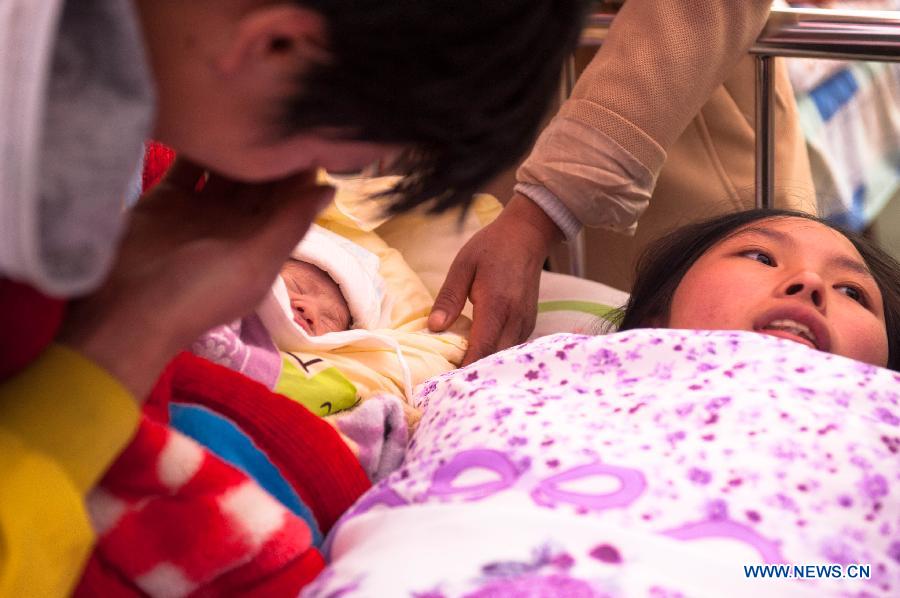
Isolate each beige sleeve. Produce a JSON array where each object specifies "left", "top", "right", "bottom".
[{"left": 517, "top": 0, "right": 773, "bottom": 231}]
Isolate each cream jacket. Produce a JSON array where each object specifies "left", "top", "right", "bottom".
[{"left": 517, "top": 0, "right": 816, "bottom": 289}]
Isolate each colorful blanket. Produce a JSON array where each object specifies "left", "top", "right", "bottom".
[
  {"left": 190, "top": 314, "right": 443, "bottom": 480},
  {"left": 190, "top": 196, "right": 468, "bottom": 480},
  {"left": 76, "top": 352, "right": 371, "bottom": 597},
  {"left": 307, "top": 330, "right": 900, "bottom": 597}
]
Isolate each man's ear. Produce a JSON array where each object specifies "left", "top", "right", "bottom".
[{"left": 216, "top": 6, "right": 329, "bottom": 79}]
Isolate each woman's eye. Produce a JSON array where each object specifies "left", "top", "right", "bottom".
[
  {"left": 741, "top": 250, "right": 775, "bottom": 266},
  {"left": 837, "top": 285, "right": 866, "bottom": 305}
]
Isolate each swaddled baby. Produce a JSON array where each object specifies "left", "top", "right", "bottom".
[
  {"left": 256, "top": 224, "right": 425, "bottom": 398},
  {"left": 260, "top": 224, "right": 393, "bottom": 347},
  {"left": 253, "top": 225, "right": 428, "bottom": 479},
  {"left": 191, "top": 223, "right": 466, "bottom": 479}
]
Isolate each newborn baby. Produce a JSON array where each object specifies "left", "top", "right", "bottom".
[
  {"left": 191, "top": 223, "right": 463, "bottom": 480},
  {"left": 280, "top": 259, "right": 352, "bottom": 336},
  {"left": 259, "top": 224, "right": 392, "bottom": 350}
]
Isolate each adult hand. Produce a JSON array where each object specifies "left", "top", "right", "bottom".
[
  {"left": 59, "top": 160, "right": 334, "bottom": 399},
  {"left": 428, "top": 193, "right": 564, "bottom": 365}
]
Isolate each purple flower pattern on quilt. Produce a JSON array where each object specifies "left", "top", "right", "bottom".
[{"left": 310, "top": 330, "right": 900, "bottom": 596}]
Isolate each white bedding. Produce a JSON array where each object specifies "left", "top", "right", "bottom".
[{"left": 305, "top": 330, "right": 900, "bottom": 597}]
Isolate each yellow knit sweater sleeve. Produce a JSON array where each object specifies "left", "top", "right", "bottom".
[{"left": 0, "top": 345, "right": 138, "bottom": 597}]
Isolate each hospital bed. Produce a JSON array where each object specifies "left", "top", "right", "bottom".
[
  {"left": 305, "top": 11, "right": 900, "bottom": 586},
  {"left": 94, "top": 8, "right": 900, "bottom": 595}
]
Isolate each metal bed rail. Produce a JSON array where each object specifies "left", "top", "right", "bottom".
[{"left": 560, "top": 7, "right": 900, "bottom": 277}]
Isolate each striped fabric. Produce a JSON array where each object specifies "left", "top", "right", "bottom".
[{"left": 76, "top": 352, "right": 372, "bottom": 597}]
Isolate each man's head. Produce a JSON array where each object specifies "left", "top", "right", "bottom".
[{"left": 137, "top": 0, "right": 586, "bottom": 212}]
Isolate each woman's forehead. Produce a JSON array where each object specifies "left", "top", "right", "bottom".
[{"left": 725, "top": 217, "right": 860, "bottom": 255}]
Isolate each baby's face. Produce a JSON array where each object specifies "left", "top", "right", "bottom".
[{"left": 280, "top": 260, "right": 351, "bottom": 336}]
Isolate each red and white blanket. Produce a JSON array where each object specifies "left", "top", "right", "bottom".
[{"left": 76, "top": 353, "right": 371, "bottom": 597}]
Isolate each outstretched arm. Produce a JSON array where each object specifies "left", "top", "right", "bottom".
[
  {"left": 429, "top": 193, "right": 562, "bottom": 365},
  {"left": 431, "top": 0, "right": 774, "bottom": 364}
]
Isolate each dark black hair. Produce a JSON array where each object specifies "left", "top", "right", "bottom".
[
  {"left": 615, "top": 209, "right": 900, "bottom": 371},
  {"left": 284, "top": 0, "right": 587, "bottom": 213}
]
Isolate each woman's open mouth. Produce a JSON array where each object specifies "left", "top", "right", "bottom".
[{"left": 757, "top": 318, "right": 819, "bottom": 350}]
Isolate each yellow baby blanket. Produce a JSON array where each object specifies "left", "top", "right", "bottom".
[{"left": 270, "top": 174, "right": 469, "bottom": 419}]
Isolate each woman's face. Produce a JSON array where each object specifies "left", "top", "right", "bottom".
[{"left": 667, "top": 217, "right": 888, "bottom": 367}]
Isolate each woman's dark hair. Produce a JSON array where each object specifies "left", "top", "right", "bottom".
[
  {"left": 614, "top": 209, "right": 900, "bottom": 371},
  {"left": 284, "top": 0, "right": 587, "bottom": 214}
]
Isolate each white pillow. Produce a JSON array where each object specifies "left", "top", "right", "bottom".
[{"left": 531, "top": 271, "right": 628, "bottom": 340}]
